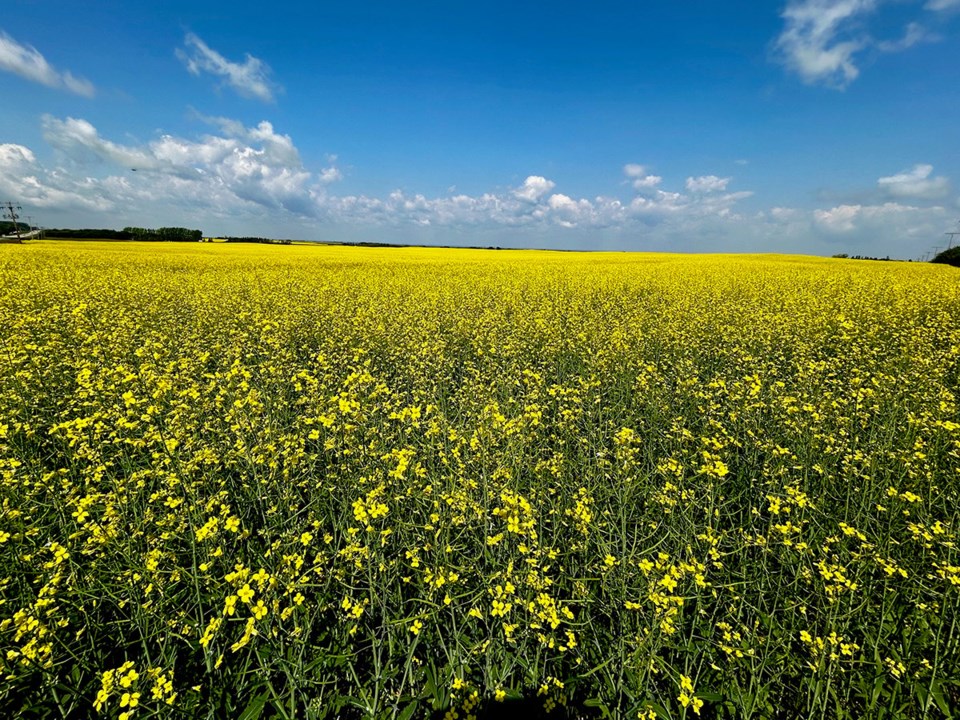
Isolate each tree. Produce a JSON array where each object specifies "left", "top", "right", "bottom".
[{"left": 931, "top": 246, "right": 960, "bottom": 267}]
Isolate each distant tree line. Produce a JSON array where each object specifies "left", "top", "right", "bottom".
[
  {"left": 0, "top": 221, "right": 28, "bottom": 235},
  {"left": 932, "top": 247, "right": 960, "bottom": 267},
  {"left": 833, "top": 249, "right": 959, "bottom": 266},
  {"left": 44, "top": 228, "right": 132, "bottom": 239},
  {"left": 831, "top": 254, "right": 905, "bottom": 261},
  {"left": 124, "top": 227, "right": 203, "bottom": 242},
  {"left": 11, "top": 227, "right": 206, "bottom": 241}
]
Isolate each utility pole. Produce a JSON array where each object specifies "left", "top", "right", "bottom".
[
  {"left": 2, "top": 202, "right": 23, "bottom": 243},
  {"left": 946, "top": 220, "right": 960, "bottom": 250}
]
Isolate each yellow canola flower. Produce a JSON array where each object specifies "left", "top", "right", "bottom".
[
  {"left": 237, "top": 585, "right": 255, "bottom": 604},
  {"left": 4, "top": 242, "right": 960, "bottom": 719}
]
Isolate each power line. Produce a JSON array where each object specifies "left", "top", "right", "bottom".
[
  {"left": 2, "top": 201, "right": 23, "bottom": 244},
  {"left": 946, "top": 219, "right": 959, "bottom": 250}
]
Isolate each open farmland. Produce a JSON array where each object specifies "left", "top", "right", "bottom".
[{"left": 0, "top": 242, "right": 958, "bottom": 719}]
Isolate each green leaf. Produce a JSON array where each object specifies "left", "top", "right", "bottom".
[
  {"left": 584, "top": 697, "right": 612, "bottom": 718},
  {"left": 397, "top": 700, "right": 419, "bottom": 720},
  {"left": 237, "top": 690, "right": 271, "bottom": 720},
  {"left": 648, "top": 701, "right": 672, "bottom": 719},
  {"left": 929, "top": 680, "right": 954, "bottom": 719}
]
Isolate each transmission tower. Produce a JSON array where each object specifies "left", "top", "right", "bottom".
[
  {"left": 946, "top": 219, "right": 960, "bottom": 250},
  {"left": 2, "top": 202, "right": 23, "bottom": 243}
]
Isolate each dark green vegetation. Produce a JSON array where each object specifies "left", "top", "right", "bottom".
[{"left": 932, "top": 247, "right": 960, "bottom": 268}]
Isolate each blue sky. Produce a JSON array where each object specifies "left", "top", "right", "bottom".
[{"left": 1, "top": 0, "right": 958, "bottom": 256}]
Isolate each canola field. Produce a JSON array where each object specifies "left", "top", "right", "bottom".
[{"left": 0, "top": 242, "right": 958, "bottom": 719}]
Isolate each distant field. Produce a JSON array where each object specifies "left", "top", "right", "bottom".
[{"left": 0, "top": 242, "right": 958, "bottom": 719}]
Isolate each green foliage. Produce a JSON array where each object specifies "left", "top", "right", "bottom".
[
  {"left": 46, "top": 228, "right": 133, "bottom": 239},
  {"left": 123, "top": 226, "right": 155, "bottom": 240},
  {"left": 932, "top": 246, "right": 960, "bottom": 267},
  {"left": 123, "top": 226, "right": 203, "bottom": 241},
  {"left": 37, "top": 227, "right": 203, "bottom": 241},
  {"left": 157, "top": 227, "right": 203, "bottom": 242}
]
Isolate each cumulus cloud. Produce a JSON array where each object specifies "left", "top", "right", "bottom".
[
  {"left": 878, "top": 164, "right": 950, "bottom": 200},
  {"left": 5, "top": 124, "right": 945, "bottom": 257},
  {"left": 686, "top": 176, "right": 731, "bottom": 193},
  {"left": 813, "top": 201, "right": 940, "bottom": 233},
  {"left": 42, "top": 116, "right": 159, "bottom": 170},
  {"left": 0, "top": 143, "right": 113, "bottom": 211},
  {"left": 34, "top": 114, "right": 329, "bottom": 217},
  {"left": 926, "top": 0, "right": 960, "bottom": 11},
  {"left": 814, "top": 203, "right": 864, "bottom": 232},
  {"left": 621, "top": 165, "right": 751, "bottom": 219},
  {"left": 0, "top": 31, "right": 94, "bottom": 96},
  {"left": 6, "top": 112, "right": 949, "bottom": 258},
  {"left": 0, "top": 143, "right": 36, "bottom": 169},
  {"left": 319, "top": 166, "right": 343, "bottom": 183},
  {"left": 748, "top": 200, "right": 944, "bottom": 258},
  {"left": 317, "top": 165, "right": 752, "bottom": 230},
  {"left": 177, "top": 33, "right": 277, "bottom": 102},
  {"left": 4, "top": 116, "right": 764, "bottom": 242},
  {"left": 769, "top": 207, "right": 801, "bottom": 221},
  {"left": 513, "top": 175, "right": 556, "bottom": 202},
  {"left": 32, "top": 115, "right": 946, "bottom": 257},
  {"left": 623, "top": 164, "right": 662, "bottom": 191}
]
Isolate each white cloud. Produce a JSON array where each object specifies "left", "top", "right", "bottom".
[
  {"left": 42, "top": 116, "right": 159, "bottom": 170},
  {"left": 8, "top": 116, "right": 939, "bottom": 256},
  {"left": 0, "top": 143, "right": 36, "bottom": 168},
  {"left": 5, "top": 122, "right": 763, "bottom": 240},
  {"left": 0, "top": 143, "right": 113, "bottom": 211},
  {"left": 35, "top": 114, "right": 329, "bottom": 217},
  {"left": 770, "top": 206, "right": 800, "bottom": 220},
  {"left": 878, "top": 164, "right": 950, "bottom": 200},
  {"left": 177, "top": 33, "right": 277, "bottom": 102},
  {"left": 775, "top": 1, "right": 949, "bottom": 88},
  {"left": 877, "top": 22, "right": 932, "bottom": 52},
  {"left": 632, "top": 175, "right": 663, "bottom": 191},
  {"left": 6, "top": 113, "right": 949, "bottom": 259},
  {"left": 621, "top": 167, "right": 751, "bottom": 219},
  {"left": 623, "top": 164, "right": 662, "bottom": 191},
  {"left": 776, "top": 0, "right": 877, "bottom": 88},
  {"left": 0, "top": 31, "right": 94, "bottom": 96},
  {"left": 513, "top": 175, "right": 556, "bottom": 202},
  {"left": 319, "top": 166, "right": 343, "bottom": 183},
  {"left": 754, "top": 200, "right": 946, "bottom": 258},
  {"left": 686, "top": 175, "right": 731, "bottom": 193},
  {"left": 813, "top": 201, "right": 936, "bottom": 233},
  {"left": 814, "top": 203, "right": 864, "bottom": 232}
]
